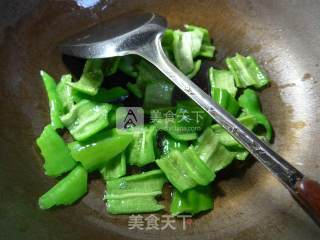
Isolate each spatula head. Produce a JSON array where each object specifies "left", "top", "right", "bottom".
[{"left": 60, "top": 12, "right": 167, "bottom": 59}]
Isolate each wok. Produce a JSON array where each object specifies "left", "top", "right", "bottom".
[{"left": 1, "top": 0, "right": 320, "bottom": 239}]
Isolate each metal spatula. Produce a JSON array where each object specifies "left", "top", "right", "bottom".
[{"left": 60, "top": 12, "right": 320, "bottom": 226}]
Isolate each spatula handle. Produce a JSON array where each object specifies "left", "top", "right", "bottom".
[{"left": 293, "top": 177, "right": 320, "bottom": 225}]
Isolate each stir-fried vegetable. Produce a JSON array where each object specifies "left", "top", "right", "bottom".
[
  {"left": 170, "top": 184, "right": 213, "bottom": 215},
  {"left": 39, "top": 165, "right": 88, "bottom": 209},
  {"left": 40, "top": 71, "right": 64, "bottom": 129},
  {"left": 60, "top": 100, "right": 113, "bottom": 141},
  {"left": 226, "top": 53, "right": 270, "bottom": 88},
  {"left": 105, "top": 170, "right": 167, "bottom": 214},
  {"left": 68, "top": 129, "right": 133, "bottom": 172},
  {"left": 67, "top": 59, "right": 105, "bottom": 95},
  {"left": 36, "top": 23, "right": 273, "bottom": 217},
  {"left": 36, "top": 125, "right": 76, "bottom": 177}
]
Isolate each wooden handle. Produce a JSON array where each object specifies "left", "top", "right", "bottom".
[{"left": 292, "top": 177, "right": 320, "bottom": 226}]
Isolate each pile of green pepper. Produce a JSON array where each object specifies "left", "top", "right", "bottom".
[{"left": 37, "top": 24, "right": 273, "bottom": 216}]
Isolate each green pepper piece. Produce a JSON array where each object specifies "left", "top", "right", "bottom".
[
  {"left": 68, "top": 129, "right": 133, "bottom": 172},
  {"left": 36, "top": 125, "right": 76, "bottom": 177},
  {"left": 100, "top": 152, "right": 126, "bottom": 181},
  {"left": 211, "top": 114, "right": 258, "bottom": 149},
  {"left": 170, "top": 184, "right": 213, "bottom": 216},
  {"left": 73, "top": 87, "right": 128, "bottom": 103},
  {"left": 157, "top": 133, "right": 188, "bottom": 157},
  {"left": 157, "top": 145, "right": 215, "bottom": 192},
  {"left": 143, "top": 82, "right": 174, "bottom": 110},
  {"left": 172, "top": 30, "right": 194, "bottom": 74},
  {"left": 126, "top": 58, "right": 172, "bottom": 99},
  {"left": 118, "top": 55, "right": 139, "bottom": 78},
  {"left": 210, "top": 114, "right": 268, "bottom": 161},
  {"left": 103, "top": 57, "right": 120, "bottom": 77},
  {"left": 181, "top": 146, "right": 215, "bottom": 185},
  {"left": 184, "top": 24, "right": 215, "bottom": 58},
  {"left": 127, "top": 126, "right": 157, "bottom": 167},
  {"left": 105, "top": 169, "right": 167, "bottom": 214},
  {"left": 210, "top": 114, "right": 259, "bottom": 148},
  {"left": 199, "top": 45, "right": 215, "bottom": 58},
  {"left": 184, "top": 24, "right": 211, "bottom": 45},
  {"left": 56, "top": 74, "right": 75, "bottom": 112},
  {"left": 209, "top": 67, "right": 237, "bottom": 97},
  {"left": 161, "top": 29, "right": 174, "bottom": 60},
  {"left": 195, "top": 127, "right": 236, "bottom": 172},
  {"left": 162, "top": 29, "right": 174, "bottom": 50},
  {"left": 60, "top": 99, "right": 112, "bottom": 141},
  {"left": 39, "top": 165, "right": 87, "bottom": 209},
  {"left": 188, "top": 28, "right": 204, "bottom": 57},
  {"left": 238, "top": 89, "right": 273, "bottom": 141},
  {"left": 40, "top": 70, "right": 64, "bottom": 129},
  {"left": 67, "top": 59, "right": 104, "bottom": 96},
  {"left": 155, "top": 119, "right": 198, "bottom": 141},
  {"left": 126, "top": 82, "right": 143, "bottom": 98},
  {"left": 187, "top": 59, "right": 202, "bottom": 79},
  {"left": 156, "top": 151, "right": 197, "bottom": 192},
  {"left": 211, "top": 88, "right": 239, "bottom": 116},
  {"left": 136, "top": 59, "right": 169, "bottom": 85},
  {"left": 226, "top": 53, "right": 270, "bottom": 88}
]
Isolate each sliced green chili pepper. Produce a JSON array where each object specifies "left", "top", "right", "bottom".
[
  {"left": 156, "top": 150, "right": 197, "bottom": 192},
  {"left": 36, "top": 125, "right": 76, "bottom": 177},
  {"left": 181, "top": 146, "right": 215, "bottom": 185},
  {"left": 199, "top": 45, "right": 215, "bottom": 58},
  {"left": 238, "top": 89, "right": 273, "bottom": 141},
  {"left": 184, "top": 24, "right": 215, "bottom": 58},
  {"left": 155, "top": 119, "right": 198, "bottom": 141},
  {"left": 187, "top": 59, "right": 202, "bottom": 79},
  {"left": 68, "top": 129, "right": 133, "bottom": 172},
  {"left": 39, "top": 165, "right": 87, "bottom": 209},
  {"left": 100, "top": 152, "right": 126, "bottom": 181},
  {"left": 125, "top": 58, "right": 172, "bottom": 99},
  {"left": 127, "top": 126, "right": 157, "bottom": 167},
  {"left": 226, "top": 53, "right": 270, "bottom": 88},
  {"left": 60, "top": 99, "right": 112, "bottom": 141},
  {"left": 73, "top": 87, "right": 128, "bottom": 103},
  {"left": 211, "top": 88, "right": 239, "bottom": 116},
  {"left": 118, "top": 55, "right": 139, "bottom": 78},
  {"left": 172, "top": 30, "right": 194, "bottom": 74},
  {"left": 157, "top": 132, "right": 188, "bottom": 157},
  {"left": 143, "top": 81, "right": 174, "bottom": 109},
  {"left": 56, "top": 74, "right": 75, "bottom": 112},
  {"left": 136, "top": 59, "right": 169, "bottom": 85},
  {"left": 210, "top": 114, "right": 259, "bottom": 148},
  {"left": 170, "top": 184, "right": 213, "bottom": 215},
  {"left": 67, "top": 59, "right": 104, "bottom": 96},
  {"left": 103, "top": 57, "right": 120, "bottom": 77},
  {"left": 184, "top": 24, "right": 211, "bottom": 45},
  {"left": 195, "top": 127, "right": 236, "bottom": 172},
  {"left": 198, "top": 113, "right": 268, "bottom": 167},
  {"left": 40, "top": 70, "right": 64, "bottom": 129},
  {"left": 161, "top": 29, "right": 174, "bottom": 60},
  {"left": 156, "top": 147, "right": 214, "bottom": 192},
  {"left": 209, "top": 67, "right": 237, "bottom": 97},
  {"left": 126, "top": 82, "right": 143, "bottom": 98},
  {"left": 105, "top": 170, "right": 167, "bottom": 214}
]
